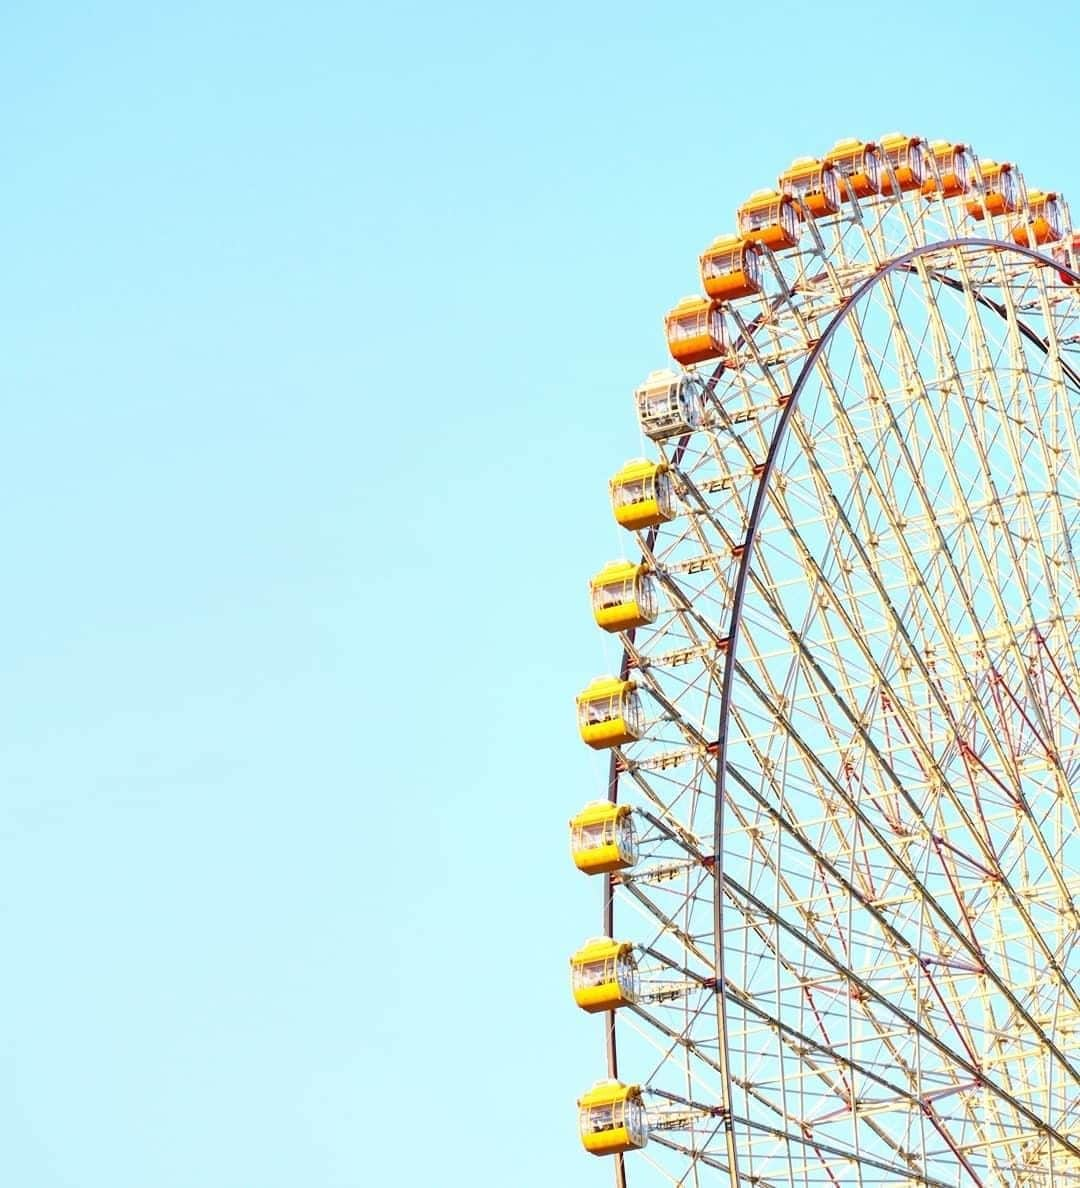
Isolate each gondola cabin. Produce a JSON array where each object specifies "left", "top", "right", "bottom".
[
  {"left": 569, "top": 802, "right": 637, "bottom": 875},
  {"left": 570, "top": 939, "right": 638, "bottom": 1012},
  {"left": 1011, "top": 190, "right": 1067, "bottom": 247},
  {"left": 699, "top": 234, "right": 762, "bottom": 302},
  {"left": 571, "top": 939, "right": 637, "bottom": 1012},
  {"left": 609, "top": 458, "right": 676, "bottom": 531},
  {"left": 920, "top": 141, "right": 971, "bottom": 198},
  {"left": 634, "top": 369, "right": 704, "bottom": 440},
  {"left": 664, "top": 296, "right": 725, "bottom": 366},
  {"left": 578, "top": 1081, "right": 648, "bottom": 1156},
  {"left": 878, "top": 133, "right": 925, "bottom": 195},
  {"left": 967, "top": 161, "right": 1022, "bottom": 219},
  {"left": 824, "top": 138, "right": 881, "bottom": 201},
  {"left": 779, "top": 158, "right": 841, "bottom": 218},
  {"left": 590, "top": 561, "right": 658, "bottom": 632},
  {"left": 576, "top": 676, "right": 644, "bottom": 749},
  {"left": 736, "top": 190, "right": 799, "bottom": 251},
  {"left": 1054, "top": 232, "right": 1080, "bottom": 285}
]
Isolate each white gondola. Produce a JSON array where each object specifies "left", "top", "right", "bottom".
[{"left": 634, "top": 370, "right": 704, "bottom": 440}]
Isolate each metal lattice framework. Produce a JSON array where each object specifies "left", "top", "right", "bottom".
[{"left": 574, "top": 137, "right": 1080, "bottom": 1187}]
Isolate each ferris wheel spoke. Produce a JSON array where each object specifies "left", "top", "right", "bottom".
[
  {"left": 619, "top": 879, "right": 714, "bottom": 968},
  {"left": 820, "top": 278, "right": 1034, "bottom": 746},
  {"left": 721, "top": 623, "right": 1080, "bottom": 1115},
  {"left": 721, "top": 870, "right": 1080, "bottom": 1162},
  {"left": 646, "top": 1132, "right": 728, "bottom": 1179},
  {"left": 884, "top": 258, "right": 1080, "bottom": 934},
  {"left": 969, "top": 264, "right": 1080, "bottom": 799},
  {"left": 728, "top": 519, "right": 1080, "bottom": 1083},
  {"left": 726, "top": 1103, "right": 960, "bottom": 1188},
  {"left": 744, "top": 347, "right": 1080, "bottom": 1023},
  {"left": 928, "top": 251, "right": 1073, "bottom": 699}
]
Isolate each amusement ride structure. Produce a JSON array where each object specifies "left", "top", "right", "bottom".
[{"left": 569, "top": 134, "right": 1080, "bottom": 1187}]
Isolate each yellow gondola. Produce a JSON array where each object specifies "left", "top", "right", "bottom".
[
  {"left": 1011, "top": 190, "right": 1067, "bottom": 247},
  {"left": 920, "top": 140, "right": 971, "bottom": 198},
  {"left": 967, "top": 160, "right": 1022, "bottom": 219},
  {"left": 824, "top": 138, "right": 881, "bottom": 201},
  {"left": 699, "top": 233, "right": 762, "bottom": 302},
  {"left": 576, "top": 676, "right": 644, "bottom": 749},
  {"left": 634, "top": 369, "right": 703, "bottom": 440},
  {"left": 664, "top": 296, "right": 725, "bottom": 366},
  {"left": 878, "top": 133, "right": 925, "bottom": 195},
  {"left": 570, "top": 938, "right": 638, "bottom": 1012},
  {"left": 609, "top": 458, "right": 676, "bottom": 531},
  {"left": 736, "top": 189, "right": 800, "bottom": 251},
  {"left": 569, "top": 802, "right": 637, "bottom": 874},
  {"left": 578, "top": 1081, "right": 648, "bottom": 1156},
  {"left": 779, "top": 157, "right": 841, "bottom": 218},
  {"left": 590, "top": 561, "right": 658, "bottom": 632}
]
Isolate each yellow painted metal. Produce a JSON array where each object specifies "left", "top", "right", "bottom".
[
  {"left": 590, "top": 561, "right": 657, "bottom": 632},
  {"left": 569, "top": 802, "right": 636, "bottom": 875},
  {"left": 570, "top": 938, "right": 636, "bottom": 1012},
  {"left": 609, "top": 458, "right": 675, "bottom": 531},
  {"left": 578, "top": 1080, "right": 648, "bottom": 1155},
  {"left": 576, "top": 676, "right": 642, "bottom": 749}
]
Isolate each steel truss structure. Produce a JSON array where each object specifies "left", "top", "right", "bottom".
[{"left": 573, "top": 138, "right": 1080, "bottom": 1188}]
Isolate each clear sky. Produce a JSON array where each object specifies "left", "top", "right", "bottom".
[{"left": 4, "top": 2, "right": 1079, "bottom": 1185}]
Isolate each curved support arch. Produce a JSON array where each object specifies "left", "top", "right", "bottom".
[{"left": 707, "top": 236, "right": 1080, "bottom": 1188}]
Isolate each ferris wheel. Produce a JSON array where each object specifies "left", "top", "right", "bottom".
[{"left": 569, "top": 134, "right": 1080, "bottom": 1188}]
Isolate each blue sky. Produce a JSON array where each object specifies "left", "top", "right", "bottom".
[{"left": 4, "top": 2, "right": 1079, "bottom": 1185}]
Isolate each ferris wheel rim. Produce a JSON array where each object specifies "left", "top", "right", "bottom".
[{"left": 600, "top": 298, "right": 791, "bottom": 1187}]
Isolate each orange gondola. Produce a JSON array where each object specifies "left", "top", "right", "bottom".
[
  {"left": 699, "top": 234, "right": 762, "bottom": 302},
  {"left": 879, "top": 133, "right": 925, "bottom": 196},
  {"left": 824, "top": 138, "right": 881, "bottom": 201},
  {"left": 779, "top": 158, "right": 841, "bottom": 219},
  {"left": 736, "top": 190, "right": 800, "bottom": 251},
  {"left": 920, "top": 141, "right": 971, "bottom": 199},
  {"left": 664, "top": 296, "right": 725, "bottom": 366},
  {"left": 1011, "top": 190, "right": 1067, "bottom": 247},
  {"left": 967, "top": 161, "right": 1022, "bottom": 219}
]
